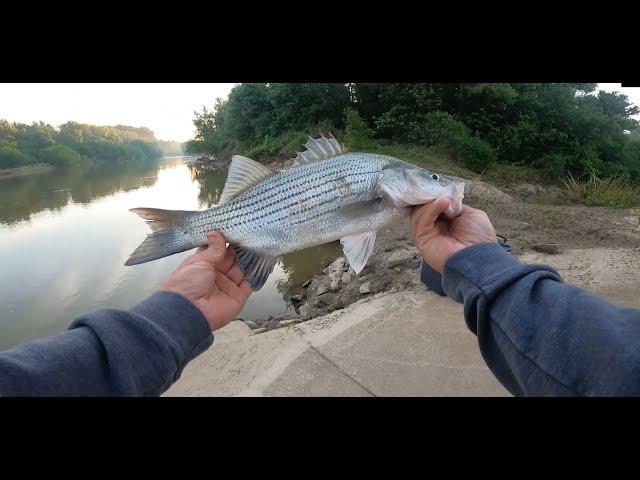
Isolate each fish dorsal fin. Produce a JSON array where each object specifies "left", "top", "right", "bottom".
[
  {"left": 293, "top": 133, "right": 345, "bottom": 166},
  {"left": 340, "top": 230, "right": 377, "bottom": 275},
  {"left": 232, "top": 246, "right": 277, "bottom": 291},
  {"left": 219, "top": 155, "right": 274, "bottom": 204}
]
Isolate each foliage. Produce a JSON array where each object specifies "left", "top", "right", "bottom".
[
  {"left": 38, "top": 145, "right": 85, "bottom": 166},
  {"left": 245, "top": 136, "right": 281, "bottom": 159},
  {"left": 187, "top": 83, "right": 640, "bottom": 184},
  {"left": 0, "top": 119, "right": 162, "bottom": 170},
  {"left": 0, "top": 145, "right": 32, "bottom": 168},
  {"left": 187, "top": 84, "right": 351, "bottom": 156},
  {"left": 375, "top": 110, "right": 496, "bottom": 172},
  {"left": 344, "top": 108, "right": 373, "bottom": 149}
]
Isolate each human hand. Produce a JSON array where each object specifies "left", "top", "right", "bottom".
[
  {"left": 410, "top": 197, "right": 498, "bottom": 274},
  {"left": 160, "top": 232, "right": 252, "bottom": 331}
]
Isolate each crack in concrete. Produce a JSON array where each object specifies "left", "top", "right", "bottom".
[{"left": 308, "top": 344, "right": 377, "bottom": 397}]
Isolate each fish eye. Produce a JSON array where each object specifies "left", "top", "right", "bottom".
[{"left": 431, "top": 174, "right": 439, "bottom": 180}]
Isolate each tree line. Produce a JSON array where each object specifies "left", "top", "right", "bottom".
[
  {"left": 186, "top": 83, "right": 640, "bottom": 181},
  {"left": 0, "top": 120, "right": 162, "bottom": 169}
]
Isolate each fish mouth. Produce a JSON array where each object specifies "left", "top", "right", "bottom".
[{"left": 443, "top": 181, "right": 465, "bottom": 219}]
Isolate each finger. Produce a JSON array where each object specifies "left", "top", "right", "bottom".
[
  {"left": 178, "top": 246, "right": 207, "bottom": 268},
  {"left": 214, "top": 272, "right": 252, "bottom": 302},
  {"left": 237, "top": 280, "right": 253, "bottom": 302},
  {"left": 214, "top": 244, "right": 237, "bottom": 274},
  {"left": 461, "top": 204, "right": 485, "bottom": 216},
  {"left": 199, "top": 231, "right": 227, "bottom": 266},
  {"left": 222, "top": 264, "right": 245, "bottom": 286},
  {"left": 410, "top": 197, "right": 451, "bottom": 236},
  {"left": 213, "top": 272, "right": 240, "bottom": 297}
]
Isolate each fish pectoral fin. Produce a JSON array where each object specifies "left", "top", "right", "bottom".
[
  {"left": 232, "top": 246, "right": 277, "bottom": 291},
  {"left": 219, "top": 155, "right": 274, "bottom": 204},
  {"left": 340, "top": 231, "right": 377, "bottom": 275}
]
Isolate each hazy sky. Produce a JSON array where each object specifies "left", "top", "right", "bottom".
[
  {"left": 0, "top": 83, "right": 638, "bottom": 142},
  {"left": 0, "top": 83, "right": 236, "bottom": 142}
]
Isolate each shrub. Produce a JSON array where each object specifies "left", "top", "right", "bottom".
[
  {"left": 344, "top": 108, "right": 373, "bottom": 149},
  {"left": 457, "top": 135, "right": 497, "bottom": 172},
  {"left": 38, "top": 144, "right": 84, "bottom": 166},
  {"left": 279, "top": 131, "right": 309, "bottom": 157},
  {"left": 245, "top": 136, "right": 281, "bottom": 159},
  {"left": 0, "top": 145, "right": 32, "bottom": 168},
  {"left": 409, "top": 112, "right": 497, "bottom": 173}
]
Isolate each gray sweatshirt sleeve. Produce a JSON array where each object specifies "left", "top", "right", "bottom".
[
  {"left": 442, "top": 243, "right": 640, "bottom": 396},
  {"left": 0, "top": 291, "right": 213, "bottom": 396}
]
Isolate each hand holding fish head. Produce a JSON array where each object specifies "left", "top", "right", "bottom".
[{"left": 376, "top": 160, "right": 465, "bottom": 218}]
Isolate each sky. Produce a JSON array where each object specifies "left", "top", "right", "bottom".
[
  {"left": 0, "top": 83, "right": 236, "bottom": 142},
  {"left": 0, "top": 83, "right": 638, "bottom": 142},
  {"left": 598, "top": 83, "right": 640, "bottom": 119}
]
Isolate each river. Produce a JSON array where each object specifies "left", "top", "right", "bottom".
[{"left": 0, "top": 156, "right": 341, "bottom": 351}]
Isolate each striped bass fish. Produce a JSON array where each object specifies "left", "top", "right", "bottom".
[{"left": 125, "top": 134, "right": 465, "bottom": 290}]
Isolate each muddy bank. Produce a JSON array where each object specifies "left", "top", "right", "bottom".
[
  {"left": 0, "top": 163, "right": 55, "bottom": 180},
  {"left": 194, "top": 155, "right": 293, "bottom": 173}
]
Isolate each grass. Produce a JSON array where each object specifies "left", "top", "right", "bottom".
[
  {"left": 478, "top": 162, "right": 546, "bottom": 187},
  {"left": 560, "top": 171, "right": 640, "bottom": 208}
]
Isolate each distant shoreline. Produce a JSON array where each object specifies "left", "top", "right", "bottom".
[{"left": 0, "top": 163, "right": 56, "bottom": 180}]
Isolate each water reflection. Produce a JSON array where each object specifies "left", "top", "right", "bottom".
[
  {"left": 187, "top": 164, "right": 227, "bottom": 208},
  {"left": 0, "top": 159, "right": 158, "bottom": 226},
  {"left": 0, "top": 157, "right": 340, "bottom": 351}
]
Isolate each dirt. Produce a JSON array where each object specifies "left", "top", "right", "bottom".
[{"left": 240, "top": 177, "right": 640, "bottom": 333}]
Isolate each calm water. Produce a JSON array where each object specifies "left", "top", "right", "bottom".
[{"left": 0, "top": 157, "right": 341, "bottom": 351}]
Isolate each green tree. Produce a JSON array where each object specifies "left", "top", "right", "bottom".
[
  {"left": 344, "top": 108, "right": 373, "bottom": 149},
  {"left": 0, "top": 145, "right": 32, "bottom": 168},
  {"left": 186, "top": 82, "right": 640, "bottom": 180},
  {"left": 38, "top": 144, "right": 85, "bottom": 166}
]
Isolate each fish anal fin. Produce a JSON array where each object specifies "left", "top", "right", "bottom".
[{"left": 232, "top": 246, "right": 277, "bottom": 291}]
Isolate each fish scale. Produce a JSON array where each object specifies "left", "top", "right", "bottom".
[
  {"left": 187, "top": 154, "right": 389, "bottom": 255},
  {"left": 125, "top": 134, "right": 465, "bottom": 290}
]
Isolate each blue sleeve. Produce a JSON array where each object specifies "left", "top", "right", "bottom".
[
  {"left": 442, "top": 243, "right": 640, "bottom": 397},
  {"left": 0, "top": 292, "right": 213, "bottom": 396}
]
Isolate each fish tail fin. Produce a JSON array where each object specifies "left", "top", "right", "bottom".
[{"left": 125, "top": 208, "right": 201, "bottom": 266}]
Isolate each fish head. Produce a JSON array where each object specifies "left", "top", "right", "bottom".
[{"left": 376, "top": 159, "right": 465, "bottom": 219}]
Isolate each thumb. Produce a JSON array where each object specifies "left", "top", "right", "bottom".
[
  {"left": 199, "top": 231, "right": 227, "bottom": 266},
  {"left": 410, "top": 197, "right": 451, "bottom": 235}
]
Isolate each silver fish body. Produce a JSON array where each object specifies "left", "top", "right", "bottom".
[
  {"left": 126, "top": 136, "right": 465, "bottom": 290},
  {"left": 186, "top": 153, "right": 408, "bottom": 257}
]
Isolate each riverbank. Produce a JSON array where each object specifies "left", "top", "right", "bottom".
[
  {"left": 193, "top": 153, "right": 294, "bottom": 173},
  {"left": 0, "top": 163, "right": 55, "bottom": 180},
  {"left": 189, "top": 149, "right": 640, "bottom": 334},
  {"left": 239, "top": 175, "right": 640, "bottom": 335}
]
